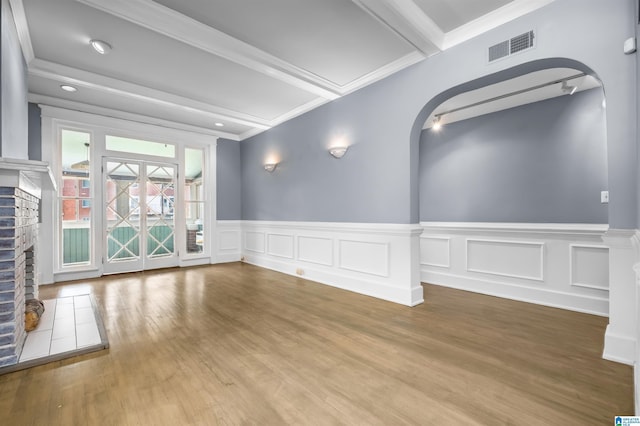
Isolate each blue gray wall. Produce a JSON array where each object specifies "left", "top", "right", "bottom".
[
  {"left": 419, "top": 89, "right": 607, "bottom": 223},
  {"left": 28, "top": 103, "right": 41, "bottom": 161},
  {"left": 240, "top": 0, "right": 637, "bottom": 228},
  {"left": 1, "top": 0, "right": 28, "bottom": 160},
  {"left": 241, "top": 91, "right": 410, "bottom": 222},
  {"left": 216, "top": 138, "right": 242, "bottom": 220}
]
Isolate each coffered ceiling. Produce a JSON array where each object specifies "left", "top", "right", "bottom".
[{"left": 12, "top": 0, "right": 554, "bottom": 140}]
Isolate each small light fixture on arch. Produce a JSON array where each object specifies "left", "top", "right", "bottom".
[
  {"left": 329, "top": 146, "right": 348, "bottom": 159},
  {"left": 432, "top": 116, "right": 442, "bottom": 131}
]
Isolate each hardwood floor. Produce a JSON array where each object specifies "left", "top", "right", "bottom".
[{"left": 0, "top": 263, "right": 633, "bottom": 425}]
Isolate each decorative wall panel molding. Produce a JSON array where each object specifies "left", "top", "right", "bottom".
[
  {"left": 241, "top": 221, "right": 423, "bottom": 306},
  {"left": 338, "top": 240, "right": 389, "bottom": 277},
  {"left": 267, "top": 233, "right": 295, "bottom": 259},
  {"left": 215, "top": 221, "right": 241, "bottom": 263},
  {"left": 419, "top": 236, "right": 450, "bottom": 268},
  {"left": 466, "top": 238, "right": 544, "bottom": 281},
  {"left": 420, "top": 222, "right": 609, "bottom": 316},
  {"left": 244, "top": 231, "right": 265, "bottom": 253},
  {"left": 570, "top": 244, "right": 609, "bottom": 290},
  {"left": 297, "top": 236, "right": 333, "bottom": 266}
]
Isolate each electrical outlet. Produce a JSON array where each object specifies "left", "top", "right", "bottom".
[{"left": 601, "top": 191, "right": 609, "bottom": 204}]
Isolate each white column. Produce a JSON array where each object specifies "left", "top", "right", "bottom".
[{"left": 602, "top": 229, "right": 640, "bottom": 364}]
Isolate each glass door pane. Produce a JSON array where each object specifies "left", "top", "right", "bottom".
[
  {"left": 145, "top": 164, "right": 175, "bottom": 258},
  {"left": 104, "top": 160, "right": 142, "bottom": 273},
  {"left": 104, "top": 158, "right": 178, "bottom": 274}
]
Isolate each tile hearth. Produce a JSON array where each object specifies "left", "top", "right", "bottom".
[
  {"left": 20, "top": 295, "right": 102, "bottom": 361},
  {"left": 0, "top": 293, "right": 108, "bottom": 375}
]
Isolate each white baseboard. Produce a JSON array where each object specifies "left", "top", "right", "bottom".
[
  {"left": 424, "top": 270, "right": 608, "bottom": 316},
  {"left": 420, "top": 222, "right": 610, "bottom": 316},
  {"left": 240, "top": 220, "right": 424, "bottom": 307},
  {"left": 633, "top": 360, "right": 640, "bottom": 416},
  {"left": 603, "top": 325, "right": 635, "bottom": 365}
]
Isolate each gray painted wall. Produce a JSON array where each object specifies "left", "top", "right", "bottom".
[
  {"left": 1, "top": 0, "right": 28, "bottom": 160},
  {"left": 216, "top": 138, "right": 242, "bottom": 220},
  {"left": 240, "top": 0, "right": 637, "bottom": 228},
  {"left": 241, "top": 93, "right": 410, "bottom": 222},
  {"left": 28, "top": 103, "right": 41, "bottom": 161},
  {"left": 419, "top": 89, "right": 608, "bottom": 223}
]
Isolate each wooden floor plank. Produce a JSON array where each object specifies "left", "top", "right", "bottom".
[{"left": 0, "top": 263, "right": 632, "bottom": 425}]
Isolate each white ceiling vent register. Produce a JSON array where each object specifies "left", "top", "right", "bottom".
[{"left": 488, "top": 30, "right": 535, "bottom": 63}]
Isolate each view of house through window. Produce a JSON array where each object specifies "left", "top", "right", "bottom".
[
  {"left": 185, "top": 148, "right": 204, "bottom": 254},
  {"left": 60, "top": 129, "right": 92, "bottom": 266}
]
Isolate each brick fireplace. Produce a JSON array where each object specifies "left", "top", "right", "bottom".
[{"left": 0, "top": 159, "right": 53, "bottom": 367}]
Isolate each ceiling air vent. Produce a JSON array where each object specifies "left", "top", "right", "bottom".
[{"left": 488, "top": 30, "right": 535, "bottom": 63}]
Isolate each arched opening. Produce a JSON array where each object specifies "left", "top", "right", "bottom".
[
  {"left": 411, "top": 59, "right": 611, "bottom": 318},
  {"left": 419, "top": 67, "right": 607, "bottom": 224}
]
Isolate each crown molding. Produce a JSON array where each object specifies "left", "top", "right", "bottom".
[
  {"left": 33, "top": 95, "right": 235, "bottom": 140},
  {"left": 442, "top": 0, "right": 555, "bottom": 50},
  {"left": 29, "top": 59, "right": 271, "bottom": 130},
  {"left": 75, "top": 0, "right": 342, "bottom": 100},
  {"left": 8, "top": 0, "right": 34, "bottom": 64}
]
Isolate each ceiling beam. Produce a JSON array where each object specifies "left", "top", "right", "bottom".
[
  {"left": 75, "top": 0, "right": 342, "bottom": 100},
  {"left": 29, "top": 59, "right": 271, "bottom": 130},
  {"left": 8, "top": 0, "right": 35, "bottom": 64},
  {"left": 351, "top": 0, "right": 444, "bottom": 55},
  {"left": 442, "top": 0, "right": 556, "bottom": 50},
  {"left": 30, "top": 94, "right": 240, "bottom": 140}
]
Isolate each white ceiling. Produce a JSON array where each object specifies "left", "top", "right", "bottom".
[{"left": 12, "top": 0, "right": 555, "bottom": 141}]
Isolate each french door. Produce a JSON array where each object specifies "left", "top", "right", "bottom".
[{"left": 103, "top": 158, "right": 177, "bottom": 274}]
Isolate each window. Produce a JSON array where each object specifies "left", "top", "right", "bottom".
[
  {"left": 60, "top": 129, "right": 92, "bottom": 266},
  {"left": 184, "top": 148, "right": 205, "bottom": 255}
]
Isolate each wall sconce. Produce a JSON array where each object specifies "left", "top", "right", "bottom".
[
  {"left": 264, "top": 162, "right": 277, "bottom": 172},
  {"left": 329, "top": 146, "right": 348, "bottom": 159}
]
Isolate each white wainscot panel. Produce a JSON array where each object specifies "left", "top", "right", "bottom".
[
  {"left": 245, "top": 231, "right": 265, "bottom": 253},
  {"left": 571, "top": 245, "right": 609, "bottom": 290},
  {"left": 466, "top": 239, "right": 544, "bottom": 281},
  {"left": 298, "top": 236, "right": 333, "bottom": 266},
  {"left": 339, "top": 240, "right": 389, "bottom": 277},
  {"left": 218, "top": 230, "right": 240, "bottom": 251},
  {"left": 420, "top": 236, "right": 450, "bottom": 268},
  {"left": 267, "top": 233, "right": 294, "bottom": 259}
]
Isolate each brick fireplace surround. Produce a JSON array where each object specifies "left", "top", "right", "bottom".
[{"left": 0, "top": 159, "right": 54, "bottom": 367}]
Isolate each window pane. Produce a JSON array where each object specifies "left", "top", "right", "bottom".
[
  {"left": 106, "top": 135, "right": 175, "bottom": 158},
  {"left": 61, "top": 130, "right": 91, "bottom": 174},
  {"left": 61, "top": 205, "right": 90, "bottom": 265},
  {"left": 61, "top": 129, "right": 92, "bottom": 267},
  {"left": 186, "top": 202, "right": 204, "bottom": 254},
  {"left": 185, "top": 148, "right": 205, "bottom": 255}
]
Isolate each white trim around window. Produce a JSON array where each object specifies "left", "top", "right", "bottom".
[{"left": 38, "top": 105, "right": 218, "bottom": 284}]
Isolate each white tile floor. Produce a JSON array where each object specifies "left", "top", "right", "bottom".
[{"left": 19, "top": 295, "right": 102, "bottom": 362}]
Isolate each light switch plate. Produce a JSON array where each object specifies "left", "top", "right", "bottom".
[{"left": 601, "top": 190, "right": 609, "bottom": 204}]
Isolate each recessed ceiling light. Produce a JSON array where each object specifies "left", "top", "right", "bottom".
[
  {"left": 90, "top": 39, "right": 112, "bottom": 55},
  {"left": 215, "top": 122, "right": 224, "bottom": 127},
  {"left": 60, "top": 85, "right": 77, "bottom": 92}
]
